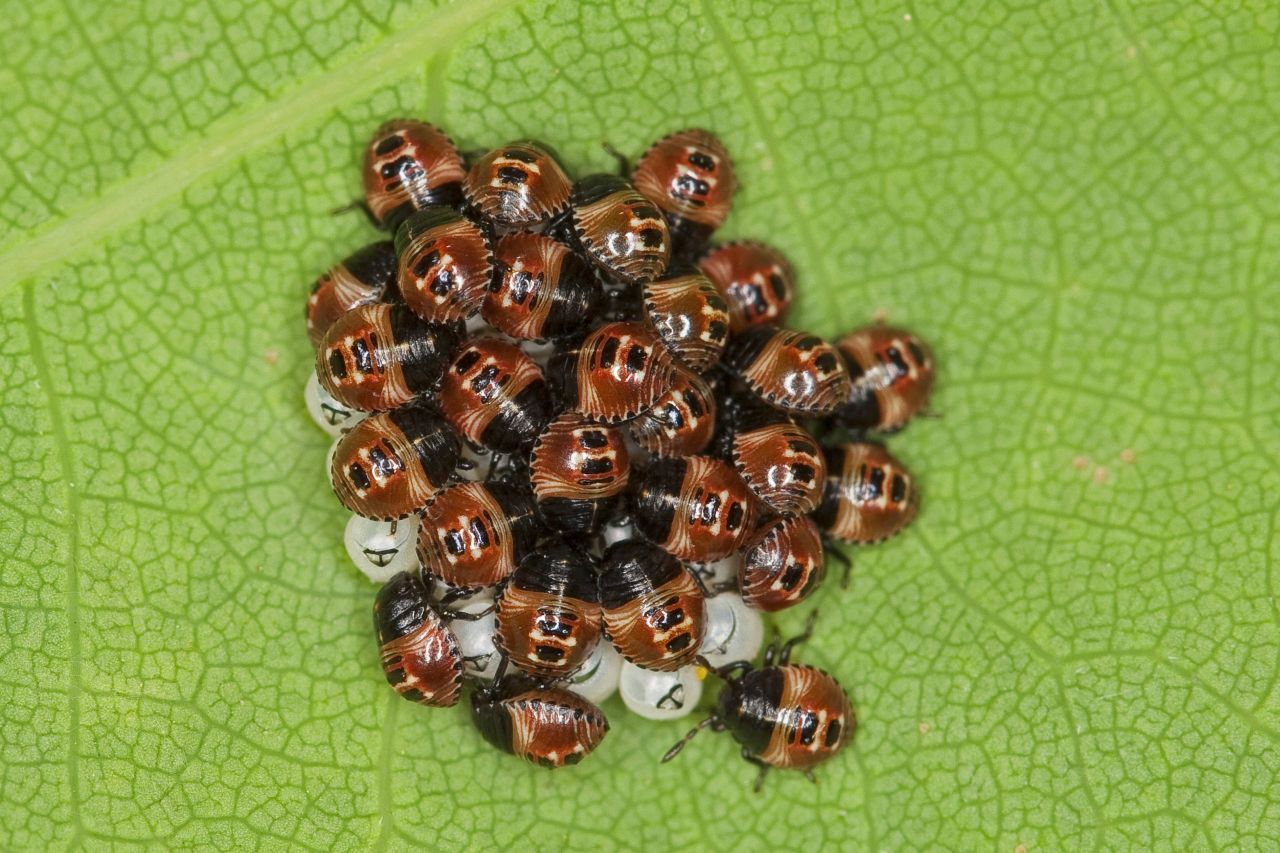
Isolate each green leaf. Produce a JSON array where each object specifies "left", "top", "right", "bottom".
[{"left": 2, "top": 0, "right": 1277, "bottom": 848}]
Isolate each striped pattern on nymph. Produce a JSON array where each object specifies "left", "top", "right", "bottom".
[
  {"left": 464, "top": 141, "right": 572, "bottom": 229},
  {"left": 813, "top": 441, "right": 919, "bottom": 545},
  {"left": 641, "top": 270, "right": 731, "bottom": 372},
  {"left": 306, "top": 241, "right": 396, "bottom": 348},
  {"left": 362, "top": 119, "right": 465, "bottom": 228},
  {"left": 504, "top": 689, "right": 610, "bottom": 767},
  {"left": 394, "top": 207, "right": 494, "bottom": 323},
  {"left": 373, "top": 572, "right": 464, "bottom": 707},
  {"left": 758, "top": 665, "right": 853, "bottom": 769},
  {"left": 329, "top": 405, "right": 460, "bottom": 520},
  {"left": 570, "top": 174, "right": 671, "bottom": 284}
]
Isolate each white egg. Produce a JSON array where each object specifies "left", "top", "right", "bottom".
[
  {"left": 304, "top": 370, "right": 364, "bottom": 437},
  {"left": 698, "top": 593, "right": 765, "bottom": 668},
  {"left": 447, "top": 593, "right": 501, "bottom": 683},
  {"left": 343, "top": 514, "right": 419, "bottom": 583},
  {"left": 565, "top": 641, "right": 623, "bottom": 705},
  {"left": 619, "top": 662, "right": 704, "bottom": 721}
]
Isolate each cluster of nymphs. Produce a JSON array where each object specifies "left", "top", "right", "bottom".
[{"left": 301, "top": 118, "right": 936, "bottom": 789}]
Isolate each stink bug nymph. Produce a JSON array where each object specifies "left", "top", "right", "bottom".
[
  {"left": 463, "top": 141, "right": 573, "bottom": 231},
  {"left": 630, "top": 128, "right": 737, "bottom": 257},
  {"left": 362, "top": 119, "right": 466, "bottom": 230},
  {"left": 470, "top": 671, "right": 610, "bottom": 768},
  {"left": 317, "top": 302, "right": 459, "bottom": 413},
  {"left": 417, "top": 480, "right": 542, "bottom": 590},
  {"left": 598, "top": 539, "right": 706, "bottom": 671},
  {"left": 439, "top": 337, "right": 552, "bottom": 453},
  {"left": 374, "top": 571, "right": 465, "bottom": 707},
  {"left": 496, "top": 541, "right": 603, "bottom": 679},
  {"left": 627, "top": 366, "right": 717, "bottom": 458},
  {"left": 697, "top": 241, "right": 795, "bottom": 332},
  {"left": 568, "top": 174, "right": 671, "bottom": 284},
  {"left": 640, "top": 268, "right": 731, "bottom": 372},
  {"left": 329, "top": 402, "right": 461, "bottom": 520},
  {"left": 833, "top": 325, "right": 937, "bottom": 433},
  {"left": 631, "top": 455, "right": 757, "bottom": 563},
  {"left": 812, "top": 441, "right": 919, "bottom": 544},
  {"left": 545, "top": 321, "right": 679, "bottom": 424},
  {"left": 663, "top": 614, "right": 854, "bottom": 790},
  {"left": 727, "top": 399, "right": 826, "bottom": 517},
  {"left": 306, "top": 241, "right": 396, "bottom": 349},
  {"left": 722, "top": 325, "right": 851, "bottom": 417},
  {"left": 529, "top": 412, "right": 631, "bottom": 534},
  {"left": 486, "top": 233, "right": 601, "bottom": 341},
  {"left": 394, "top": 207, "right": 495, "bottom": 323},
  {"left": 739, "top": 516, "right": 826, "bottom": 612}
]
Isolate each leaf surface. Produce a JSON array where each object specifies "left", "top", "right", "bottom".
[{"left": 1, "top": 0, "right": 1278, "bottom": 849}]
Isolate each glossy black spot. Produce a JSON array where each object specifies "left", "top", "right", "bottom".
[
  {"left": 685, "top": 393, "right": 705, "bottom": 418},
  {"left": 688, "top": 151, "right": 715, "bottom": 171},
  {"left": 795, "top": 336, "right": 821, "bottom": 351},
  {"left": 633, "top": 203, "right": 661, "bottom": 220},
  {"left": 815, "top": 352, "right": 838, "bottom": 373},
  {"left": 374, "top": 134, "right": 404, "bottom": 156},
  {"left": 369, "top": 446, "right": 399, "bottom": 479},
  {"left": 768, "top": 273, "right": 788, "bottom": 301},
  {"left": 798, "top": 711, "right": 818, "bottom": 745},
  {"left": 646, "top": 603, "right": 685, "bottom": 630},
  {"left": 535, "top": 613, "right": 574, "bottom": 638},
  {"left": 411, "top": 249, "right": 441, "bottom": 278},
  {"left": 401, "top": 687, "right": 425, "bottom": 702},
  {"left": 352, "top": 339, "right": 374, "bottom": 374},
  {"left": 600, "top": 337, "right": 620, "bottom": 367},
  {"left": 675, "top": 174, "right": 710, "bottom": 198},
  {"left": 726, "top": 501, "right": 745, "bottom": 530},
  {"left": 825, "top": 719, "right": 842, "bottom": 747},
  {"left": 625, "top": 345, "right": 648, "bottom": 373},
  {"left": 639, "top": 227, "right": 665, "bottom": 249},
  {"left": 348, "top": 463, "right": 371, "bottom": 490},
  {"left": 381, "top": 155, "right": 419, "bottom": 180},
  {"left": 891, "top": 474, "right": 907, "bottom": 504},
  {"left": 502, "top": 148, "right": 539, "bottom": 163},
  {"left": 454, "top": 349, "right": 482, "bottom": 374},
  {"left": 885, "top": 346, "right": 909, "bottom": 376},
  {"left": 863, "top": 466, "right": 885, "bottom": 501},
  {"left": 699, "top": 492, "right": 721, "bottom": 525},
  {"left": 469, "top": 517, "right": 490, "bottom": 547},
  {"left": 470, "top": 365, "right": 501, "bottom": 399},
  {"left": 581, "top": 457, "right": 613, "bottom": 475},
  {"left": 445, "top": 530, "right": 466, "bottom": 555},
  {"left": 791, "top": 463, "right": 816, "bottom": 484},
  {"left": 507, "top": 270, "right": 536, "bottom": 302},
  {"left": 497, "top": 165, "right": 528, "bottom": 185},
  {"left": 780, "top": 561, "right": 805, "bottom": 591},
  {"left": 429, "top": 268, "right": 454, "bottom": 295},
  {"left": 707, "top": 320, "right": 728, "bottom": 342},
  {"left": 564, "top": 752, "right": 584, "bottom": 766},
  {"left": 908, "top": 340, "right": 927, "bottom": 366},
  {"left": 534, "top": 645, "right": 565, "bottom": 662},
  {"left": 579, "top": 430, "right": 609, "bottom": 449},
  {"left": 328, "top": 349, "right": 348, "bottom": 379},
  {"left": 666, "top": 633, "right": 692, "bottom": 652}
]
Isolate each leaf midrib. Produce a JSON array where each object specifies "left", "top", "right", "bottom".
[{"left": 0, "top": 0, "right": 528, "bottom": 295}]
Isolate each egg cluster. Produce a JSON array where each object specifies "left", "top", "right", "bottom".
[{"left": 301, "top": 120, "right": 935, "bottom": 783}]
